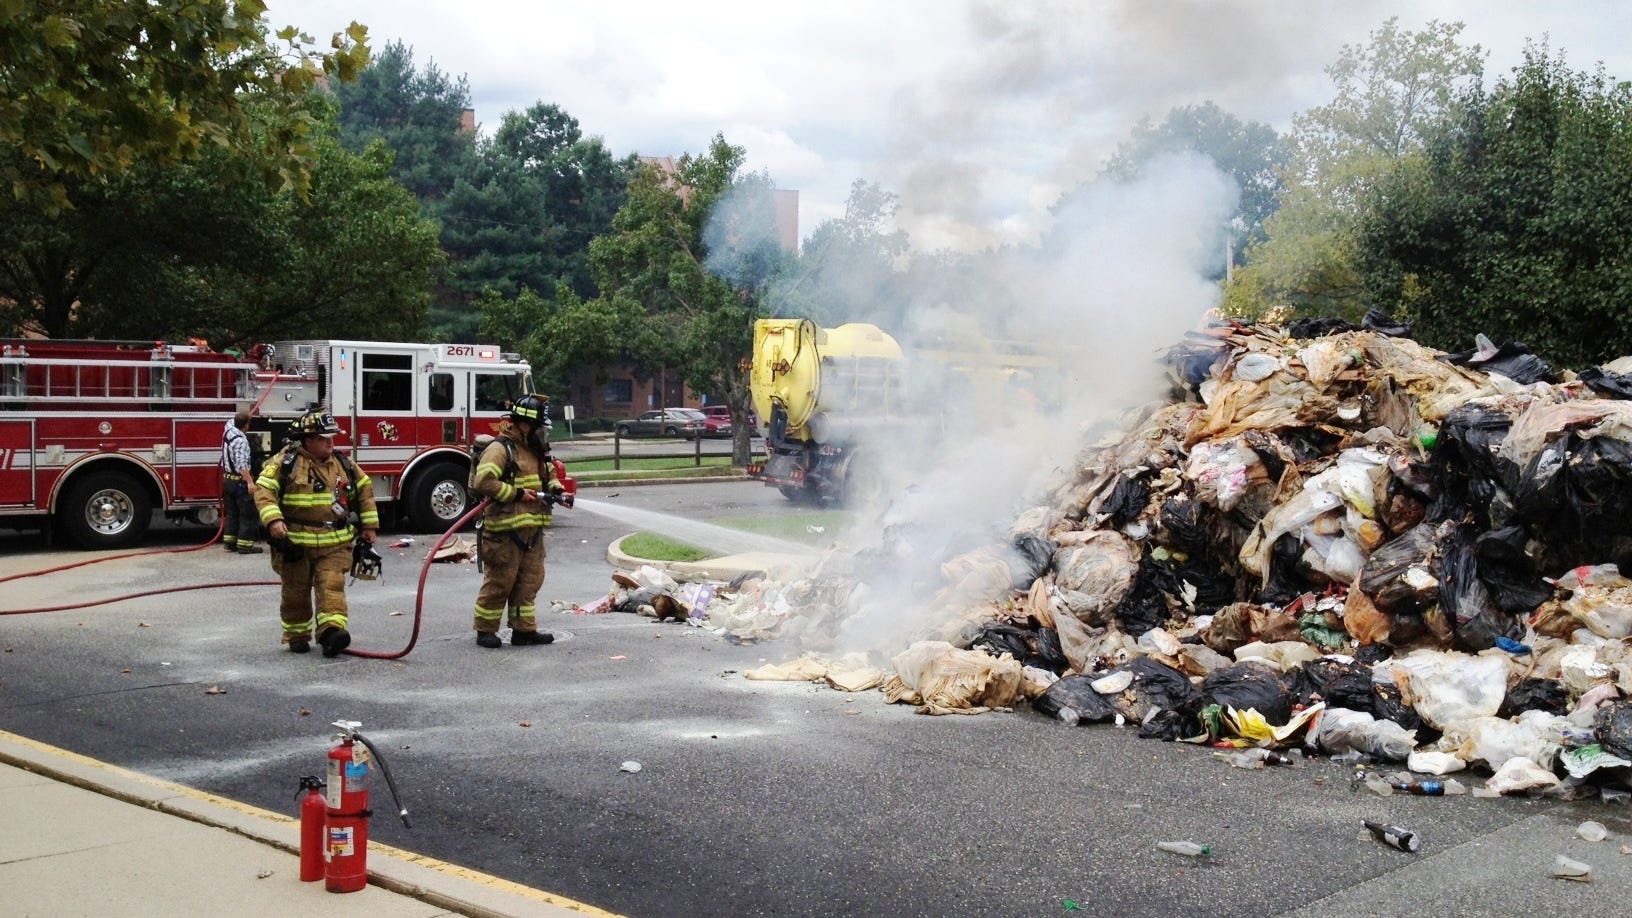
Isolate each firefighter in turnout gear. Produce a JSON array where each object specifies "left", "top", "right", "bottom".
[
  {"left": 253, "top": 411, "right": 379, "bottom": 656},
  {"left": 470, "top": 393, "right": 566, "bottom": 648}
]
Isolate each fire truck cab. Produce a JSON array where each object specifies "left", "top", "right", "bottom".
[
  {"left": 0, "top": 338, "right": 572, "bottom": 549},
  {"left": 258, "top": 340, "right": 565, "bottom": 532}
]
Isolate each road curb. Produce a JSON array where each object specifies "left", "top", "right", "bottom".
[{"left": 604, "top": 534, "right": 814, "bottom": 583}]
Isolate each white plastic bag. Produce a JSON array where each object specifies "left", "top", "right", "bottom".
[
  {"left": 1313, "top": 707, "right": 1417, "bottom": 762},
  {"left": 1383, "top": 650, "right": 1510, "bottom": 730}
]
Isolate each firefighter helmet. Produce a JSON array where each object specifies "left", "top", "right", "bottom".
[
  {"left": 292, "top": 410, "right": 340, "bottom": 438},
  {"left": 509, "top": 393, "right": 550, "bottom": 427}
]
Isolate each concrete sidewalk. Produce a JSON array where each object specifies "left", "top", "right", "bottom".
[{"left": 0, "top": 731, "right": 619, "bottom": 918}]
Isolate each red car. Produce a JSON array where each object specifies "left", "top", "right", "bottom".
[{"left": 702, "top": 405, "right": 756, "bottom": 438}]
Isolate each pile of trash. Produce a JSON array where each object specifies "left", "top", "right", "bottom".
[{"left": 699, "top": 314, "right": 1632, "bottom": 801}]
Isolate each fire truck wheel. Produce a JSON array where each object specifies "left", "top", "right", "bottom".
[
  {"left": 407, "top": 461, "right": 473, "bottom": 533},
  {"left": 60, "top": 470, "right": 152, "bottom": 549}
]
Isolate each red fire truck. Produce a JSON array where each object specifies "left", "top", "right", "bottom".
[{"left": 0, "top": 338, "right": 574, "bottom": 549}]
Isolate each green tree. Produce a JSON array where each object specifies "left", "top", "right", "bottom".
[
  {"left": 438, "top": 103, "right": 633, "bottom": 340},
  {"left": 1358, "top": 46, "right": 1632, "bottom": 368},
  {"left": 1100, "top": 102, "right": 1289, "bottom": 265},
  {"left": 330, "top": 40, "right": 475, "bottom": 202},
  {"left": 1225, "top": 18, "right": 1484, "bottom": 319},
  {"left": 0, "top": 98, "right": 441, "bottom": 343},
  {"left": 1, "top": 0, "right": 369, "bottom": 211},
  {"left": 774, "top": 179, "right": 908, "bottom": 325}
]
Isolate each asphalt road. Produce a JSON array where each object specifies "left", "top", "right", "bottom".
[{"left": 1, "top": 481, "right": 1629, "bottom": 917}]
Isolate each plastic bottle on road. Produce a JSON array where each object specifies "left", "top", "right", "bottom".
[
  {"left": 1157, "top": 841, "right": 1211, "bottom": 857},
  {"left": 1057, "top": 707, "right": 1080, "bottom": 726},
  {"left": 1390, "top": 779, "right": 1444, "bottom": 796}
]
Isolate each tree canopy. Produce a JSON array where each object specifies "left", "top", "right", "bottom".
[
  {"left": 1, "top": 0, "right": 369, "bottom": 211},
  {"left": 0, "top": 95, "right": 441, "bottom": 343},
  {"left": 1100, "top": 101, "right": 1289, "bottom": 263},
  {"left": 1224, "top": 18, "right": 1484, "bottom": 319},
  {"left": 1358, "top": 47, "right": 1632, "bottom": 368}
]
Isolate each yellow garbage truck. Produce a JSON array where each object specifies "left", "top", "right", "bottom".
[{"left": 748, "top": 318, "right": 905, "bottom": 503}]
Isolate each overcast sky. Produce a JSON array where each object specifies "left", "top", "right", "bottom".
[{"left": 264, "top": 1, "right": 1632, "bottom": 251}]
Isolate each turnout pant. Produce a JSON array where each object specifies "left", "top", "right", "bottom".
[
  {"left": 474, "top": 527, "right": 546, "bottom": 634},
  {"left": 221, "top": 474, "right": 259, "bottom": 548},
  {"left": 270, "top": 542, "right": 351, "bottom": 644}
]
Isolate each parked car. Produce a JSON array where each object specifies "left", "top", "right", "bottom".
[
  {"left": 702, "top": 405, "right": 757, "bottom": 438},
  {"left": 614, "top": 408, "right": 706, "bottom": 439}
]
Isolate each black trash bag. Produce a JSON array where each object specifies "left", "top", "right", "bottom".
[
  {"left": 1112, "top": 557, "right": 1175, "bottom": 636},
  {"left": 1288, "top": 658, "right": 1375, "bottom": 712},
  {"left": 1475, "top": 526, "right": 1553, "bottom": 614},
  {"left": 1594, "top": 700, "right": 1632, "bottom": 760},
  {"left": 1010, "top": 533, "right": 1057, "bottom": 586},
  {"left": 1138, "top": 707, "right": 1192, "bottom": 741},
  {"left": 1438, "top": 523, "right": 1521, "bottom": 651},
  {"left": 1435, "top": 404, "right": 1515, "bottom": 485},
  {"left": 970, "top": 623, "right": 1033, "bottom": 661},
  {"left": 1173, "top": 558, "right": 1239, "bottom": 614},
  {"left": 1512, "top": 435, "right": 1569, "bottom": 527},
  {"left": 1361, "top": 309, "right": 1412, "bottom": 338},
  {"left": 614, "top": 587, "right": 665, "bottom": 614},
  {"left": 1033, "top": 674, "right": 1119, "bottom": 724},
  {"left": 1287, "top": 316, "right": 1356, "bottom": 338},
  {"left": 1580, "top": 366, "right": 1632, "bottom": 400},
  {"left": 1352, "top": 643, "right": 1394, "bottom": 666},
  {"left": 1496, "top": 678, "right": 1572, "bottom": 719},
  {"left": 1201, "top": 662, "right": 1291, "bottom": 724},
  {"left": 1103, "top": 473, "right": 1152, "bottom": 528},
  {"left": 1441, "top": 338, "right": 1557, "bottom": 385},
  {"left": 1104, "top": 656, "right": 1205, "bottom": 723},
  {"left": 1159, "top": 497, "right": 1209, "bottom": 552},
  {"left": 1033, "top": 627, "right": 1069, "bottom": 673},
  {"left": 1242, "top": 429, "right": 1290, "bottom": 484},
  {"left": 1372, "top": 681, "right": 1432, "bottom": 742},
  {"left": 1559, "top": 435, "right": 1632, "bottom": 562},
  {"left": 1360, "top": 523, "right": 1439, "bottom": 614},
  {"left": 1256, "top": 533, "right": 1315, "bottom": 607}
]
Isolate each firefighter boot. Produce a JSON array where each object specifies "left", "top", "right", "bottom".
[
  {"left": 511, "top": 630, "right": 554, "bottom": 646},
  {"left": 318, "top": 628, "right": 351, "bottom": 658},
  {"left": 476, "top": 632, "right": 502, "bottom": 649},
  {"left": 289, "top": 639, "right": 310, "bottom": 654}
]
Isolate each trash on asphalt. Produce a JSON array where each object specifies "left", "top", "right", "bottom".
[
  {"left": 619, "top": 760, "right": 642, "bottom": 774},
  {"left": 1552, "top": 854, "right": 1593, "bottom": 882},
  {"left": 667, "top": 318, "right": 1632, "bottom": 804},
  {"left": 1363, "top": 820, "right": 1420, "bottom": 852}
]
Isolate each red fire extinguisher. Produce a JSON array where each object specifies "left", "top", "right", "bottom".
[
  {"left": 297, "top": 775, "right": 326, "bottom": 882},
  {"left": 314, "top": 720, "right": 411, "bottom": 894}
]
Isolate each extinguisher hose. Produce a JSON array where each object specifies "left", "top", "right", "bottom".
[{"left": 352, "top": 731, "right": 411, "bottom": 828}]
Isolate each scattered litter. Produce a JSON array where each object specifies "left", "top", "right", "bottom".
[
  {"left": 257, "top": 870, "right": 274, "bottom": 879},
  {"left": 1364, "top": 820, "right": 1419, "bottom": 852},
  {"left": 1552, "top": 854, "right": 1592, "bottom": 882},
  {"left": 204, "top": 685, "right": 226, "bottom": 695},
  {"left": 609, "top": 655, "right": 628, "bottom": 662},
  {"left": 619, "top": 760, "right": 642, "bottom": 774},
  {"left": 388, "top": 610, "right": 404, "bottom": 617},
  {"left": 519, "top": 721, "right": 532, "bottom": 728},
  {"left": 1155, "top": 841, "right": 1209, "bottom": 857},
  {"left": 1577, "top": 820, "right": 1608, "bottom": 842}
]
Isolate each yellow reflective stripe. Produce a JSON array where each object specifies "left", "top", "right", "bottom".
[
  {"left": 255, "top": 475, "right": 281, "bottom": 493},
  {"left": 476, "top": 462, "right": 506, "bottom": 478},
  {"left": 258, "top": 507, "right": 283, "bottom": 524},
  {"left": 495, "top": 482, "right": 516, "bottom": 502},
  {"left": 281, "top": 621, "right": 311, "bottom": 637},
  {"left": 354, "top": 472, "right": 371, "bottom": 488},
  {"left": 280, "top": 494, "right": 334, "bottom": 507},
  {"left": 513, "top": 474, "right": 542, "bottom": 487},
  {"left": 286, "top": 527, "right": 355, "bottom": 547},
  {"left": 359, "top": 511, "right": 379, "bottom": 526},
  {"left": 513, "top": 606, "right": 535, "bottom": 618},
  {"left": 316, "top": 612, "right": 348, "bottom": 631},
  {"left": 474, "top": 605, "right": 503, "bottom": 623},
  {"left": 483, "top": 514, "right": 548, "bottom": 532}
]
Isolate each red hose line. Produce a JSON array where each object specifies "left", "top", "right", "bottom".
[
  {"left": 345, "top": 499, "right": 489, "bottom": 660},
  {"left": 0, "top": 579, "right": 279, "bottom": 615}
]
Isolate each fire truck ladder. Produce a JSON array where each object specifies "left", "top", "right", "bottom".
[{"left": 0, "top": 343, "right": 257, "bottom": 406}]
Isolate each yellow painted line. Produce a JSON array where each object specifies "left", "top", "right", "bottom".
[{"left": 0, "top": 730, "right": 623, "bottom": 917}]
